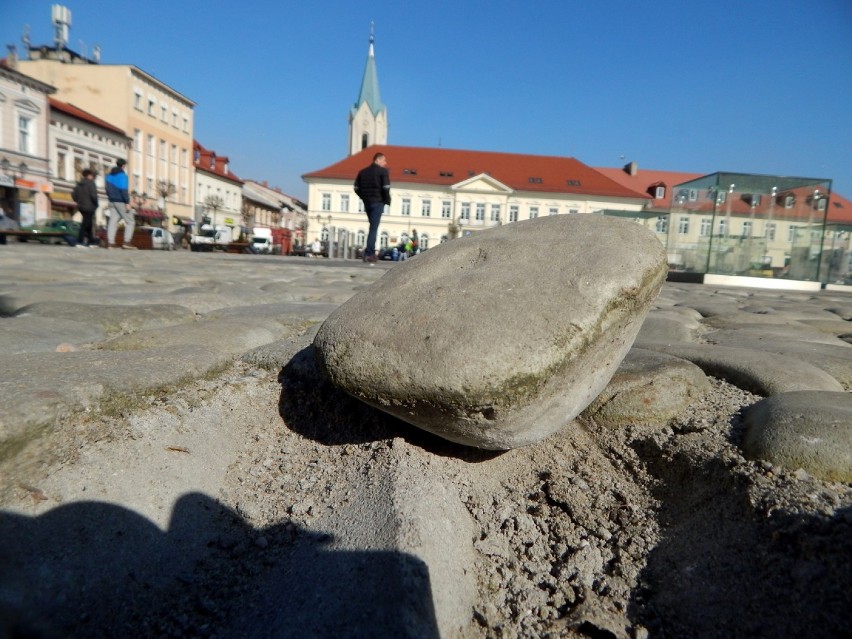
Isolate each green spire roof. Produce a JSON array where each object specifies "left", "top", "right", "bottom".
[{"left": 353, "top": 30, "right": 385, "bottom": 117}]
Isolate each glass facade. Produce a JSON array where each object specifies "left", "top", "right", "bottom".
[{"left": 605, "top": 172, "right": 834, "bottom": 282}]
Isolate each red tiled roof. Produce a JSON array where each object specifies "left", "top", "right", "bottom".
[
  {"left": 595, "top": 166, "right": 704, "bottom": 206},
  {"left": 825, "top": 191, "right": 852, "bottom": 224},
  {"left": 49, "top": 98, "right": 127, "bottom": 136},
  {"left": 193, "top": 140, "right": 242, "bottom": 183},
  {"left": 303, "top": 145, "right": 651, "bottom": 200}
]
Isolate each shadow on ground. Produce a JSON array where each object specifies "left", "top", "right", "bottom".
[
  {"left": 629, "top": 438, "right": 851, "bottom": 638},
  {"left": 277, "top": 345, "right": 501, "bottom": 463},
  {"left": 0, "top": 493, "right": 440, "bottom": 638}
]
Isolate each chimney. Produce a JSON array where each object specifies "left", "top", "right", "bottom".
[
  {"left": 623, "top": 161, "right": 638, "bottom": 176},
  {"left": 5, "top": 45, "right": 18, "bottom": 69}
]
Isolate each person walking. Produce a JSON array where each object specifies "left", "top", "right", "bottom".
[
  {"left": 353, "top": 152, "right": 391, "bottom": 263},
  {"left": 105, "top": 159, "right": 135, "bottom": 249},
  {"left": 72, "top": 169, "right": 99, "bottom": 247}
]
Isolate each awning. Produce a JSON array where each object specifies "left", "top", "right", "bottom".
[
  {"left": 50, "top": 191, "right": 77, "bottom": 209},
  {"left": 136, "top": 208, "right": 164, "bottom": 219}
]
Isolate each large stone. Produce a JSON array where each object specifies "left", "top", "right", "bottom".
[
  {"left": 582, "top": 349, "right": 711, "bottom": 427},
  {"left": 314, "top": 215, "right": 667, "bottom": 449},
  {"left": 742, "top": 391, "right": 852, "bottom": 482}
]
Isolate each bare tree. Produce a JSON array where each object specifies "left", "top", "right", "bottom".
[
  {"left": 204, "top": 194, "right": 225, "bottom": 223},
  {"left": 157, "top": 180, "right": 177, "bottom": 223}
]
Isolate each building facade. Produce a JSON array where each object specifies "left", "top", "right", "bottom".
[
  {"left": 303, "top": 145, "right": 650, "bottom": 252},
  {"left": 0, "top": 61, "right": 54, "bottom": 225},
  {"left": 19, "top": 49, "right": 196, "bottom": 229},
  {"left": 242, "top": 179, "right": 307, "bottom": 237},
  {"left": 193, "top": 140, "right": 243, "bottom": 231},
  {"left": 48, "top": 98, "right": 131, "bottom": 226}
]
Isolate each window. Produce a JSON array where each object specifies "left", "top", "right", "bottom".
[
  {"left": 491, "top": 204, "right": 501, "bottom": 222},
  {"left": 460, "top": 203, "right": 470, "bottom": 221},
  {"left": 356, "top": 230, "right": 366, "bottom": 246},
  {"left": 784, "top": 195, "right": 795, "bottom": 208},
  {"left": 655, "top": 186, "right": 666, "bottom": 199},
  {"left": 420, "top": 233, "right": 429, "bottom": 250},
  {"left": 321, "top": 193, "right": 331, "bottom": 211},
  {"left": 700, "top": 218, "right": 712, "bottom": 237},
  {"left": 688, "top": 189, "right": 698, "bottom": 202},
  {"left": 56, "top": 150, "right": 66, "bottom": 180},
  {"left": 340, "top": 194, "right": 349, "bottom": 212},
  {"left": 766, "top": 222, "right": 777, "bottom": 240},
  {"left": 133, "top": 91, "right": 142, "bottom": 110},
  {"left": 678, "top": 217, "right": 690, "bottom": 234},
  {"left": 147, "top": 134, "right": 155, "bottom": 156},
  {"left": 401, "top": 198, "right": 411, "bottom": 216},
  {"left": 421, "top": 199, "right": 431, "bottom": 217},
  {"left": 509, "top": 205, "right": 519, "bottom": 222},
  {"left": 18, "top": 115, "right": 31, "bottom": 153},
  {"left": 548, "top": 207, "right": 558, "bottom": 216},
  {"left": 742, "top": 221, "right": 753, "bottom": 237},
  {"left": 147, "top": 98, "right": 155, "bottom": 116},
  {"left": 441, "top": 201, "right": 451, "bottom": 219},
  {"left": 182, "top": 116, "right": 189, "bottom": 132},
  {"left": 475, "top": 203, "right": 485, "bottom": 221},
  {"left": 172, "top": 110, "right": 179, "bottom": 127},
  {"left": 529, "top": 206, "right": 539, "bottom": 219},
  {"left": 160, "top": 105, "right": 168, "bottom": 122},
  {"left": 379, "top": 231, "right": 389, "bottom": 248},
  {"left": 655, "top": 217, "right": 668, "bottom": 233},
  {"left": 73, "top": 156, "right": 84, "bottom": 181},
  {"left": 718, "top": 219, "right": 728, "bottom": 236},
  {"left": 569, "top": 208, "right": 579, "bottom": 215}
]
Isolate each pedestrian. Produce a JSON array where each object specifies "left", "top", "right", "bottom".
[
  {"left": 411, "top": 228, "right": 419, "bottom": 255},
  {"left": 353, "top": 152, "right": 391, "bottom": 263},
  {"left": 105, "top": 159, "right": 135, "bottom": 249},
  {"left": 72, "top": 169, "right": 99, "bottom": 247}
]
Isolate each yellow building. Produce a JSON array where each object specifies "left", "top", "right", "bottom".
[{"left": 19, "top": 50, "right": 195, "bottom": 230}]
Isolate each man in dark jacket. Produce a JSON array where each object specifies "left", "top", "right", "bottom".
[
  {"left": 354, "top": 152, "right": 391, "bottom": 263},
  {"left": 105, "top": 158, "right": 134, "bottom": 248},
  {"left": 72, "top": 169, "right": 99, "bottom": 247}
]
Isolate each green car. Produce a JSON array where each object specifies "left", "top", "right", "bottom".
[{"left": 20, "top": 219, "right": 81, "bottom": 244}]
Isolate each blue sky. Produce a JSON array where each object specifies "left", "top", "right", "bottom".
[{"left": 3, "top": 1, "right": 851, "bottom": 200}]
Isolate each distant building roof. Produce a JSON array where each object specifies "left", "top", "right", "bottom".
[
  {"left": 304, "top": 145, "right": 650, "bottom": 201},
  {"left": 49, "top": 97, "right": 128, "bottom": 137},
  {"left": 193, "top": 140, "right": 243, "bottom": 184},
  {"left": 595, "top": 164, "right": 704, "bottom": 207}
]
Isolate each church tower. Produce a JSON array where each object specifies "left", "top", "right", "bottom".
[{"left": 348, "top": 25, "right": 387, "bottom": 156}]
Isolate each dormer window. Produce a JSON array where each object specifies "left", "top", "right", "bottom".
[
  {"left": 567, "top": 179, "right": 581, "bottom": 187},
  {"left": 528, "top": 177, "right": 543, "bottom": 184},
  {"left": 784, "top": 195, "right": 795, "bottom": 208},
  {"left": 655, "top": 186, "right": 665, "bottom": 199}
]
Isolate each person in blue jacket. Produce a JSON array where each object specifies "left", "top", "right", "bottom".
[{"left": 105, "top": 159, "right": 134, "bottom": 248}]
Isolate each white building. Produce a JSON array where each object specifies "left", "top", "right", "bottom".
[
  {"left": 0, "top": 60, "right": 54, "bottom": 225},
  {"left": 193, "top": 140, "right": 243, "bottom": 230},
  {"left": 48, "top": 98, "right": 131, "bottom": 227},
  {"left": 304, "top": 33, "right": 648, "bottom": 254}
]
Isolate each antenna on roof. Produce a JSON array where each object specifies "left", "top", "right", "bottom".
[
  {"left": 52, "top": 5, "right": 72, "bottom": 50},
  {"left": 22, "top": 24, "right": 31, "bottom": 52}
]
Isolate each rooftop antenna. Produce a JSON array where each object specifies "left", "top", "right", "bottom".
[
  {"left": 51, "top": 4, "right": 72, "bottom": 50},
  {"left": 22, "top": 25, "right": 31, "bottom": 52}
]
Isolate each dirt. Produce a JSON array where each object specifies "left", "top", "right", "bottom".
[{"left": 1, "top": 351, "right": 850, "bottom": 638}]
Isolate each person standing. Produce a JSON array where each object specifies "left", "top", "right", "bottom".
[
  {"left": 105, "top": 159, "right": 134, "bottom": 249},
  {"left": 72, "top": 169, "right": 99, "bottom": 247},
  {"left": 354, "top": 152, "right": 391, "bottom": 263}
]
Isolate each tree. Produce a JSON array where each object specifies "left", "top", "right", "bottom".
[
  {"left": 204, "top": 194, "right": 224, "bottom": 224},
  {"left": 157, "top": 180, "right": 177, "bottom": 224}
]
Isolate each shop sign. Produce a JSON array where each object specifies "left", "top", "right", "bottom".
[
  {"left": 224, "top": 217, "right": 234, "bottom": 225},
  {"left": 0, "top": 175, "right": 13, "bottom": 187}
]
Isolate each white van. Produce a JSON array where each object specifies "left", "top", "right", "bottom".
[
  {"left": 251, "top": 227, "right": 273, "bottom": 253},
  {"left": 138, "top": 226, "right": 175, "bottom": 250}
]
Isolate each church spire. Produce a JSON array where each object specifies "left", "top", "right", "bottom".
[
  {"left": 349, "top": 24, "right": 388, "bottom": 155},
  {"left": 354, "top": 22, "right": 385, "bottom": 117}
]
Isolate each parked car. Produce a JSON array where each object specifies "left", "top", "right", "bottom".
[
  {"left": 137, "top": 226, "right": 175, "bottom": 250},
  {"left": 19, "top": 219, "right": 80, "bottom": 244}
]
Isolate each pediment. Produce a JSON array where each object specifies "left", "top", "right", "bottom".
[
  {"left": 15, "top": 98, "right": 41, "bottom": 114},
  {"left": 452, "top": 173, "right": 512, "bottom": 194}
]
